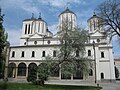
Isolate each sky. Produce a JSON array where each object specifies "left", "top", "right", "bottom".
[{"left": 0, "top": 0, "right": 120, "bottom": 58}]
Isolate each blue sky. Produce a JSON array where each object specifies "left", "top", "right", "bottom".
[{"left": 0, "top": 0, "right": 120, "bottom": 58}]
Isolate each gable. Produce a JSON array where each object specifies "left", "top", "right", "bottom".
[
  {"left": 29, "top": 33, "right": 43, "bottom": 39},
  {"left": 90, "top": 30, "right": 105, "bottom": 37}
]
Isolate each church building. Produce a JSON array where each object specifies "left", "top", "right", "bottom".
[{"left": 6, "top": 7, "right": 115, "bottom": 82}]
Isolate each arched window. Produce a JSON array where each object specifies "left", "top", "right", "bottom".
[
  {"left": 12, "top": 51, "right": 15, "bottom": 57},
  {"left": 88, "top": 50, "right": 91, "bottom": 56},
  {"left": 8, "top": 63, "right": 16, "bottom": 78},
  {"left": 21, "top": 51, "right": 24, "bottom": 57},
  {"left": 89, "top": 69, "right": 93, "bottom": 76},
  {"left": 25, "top": 24, "right": 27, "bottom": 34},
  {"left": 53, "top": 50, "right": 56, "bottom": 57},
  {"left": 76, "top": 50, "right": 79, "bottom": 57},
  {"left": 50, "top": 63, "right": 59, "bottom": 77},
  {"left": 101, "top": 52, "right": 104, "bottom": 58},
  {"left": 101, "top": 72, "right": 104, "bottom": 79},
  {"left": 42, "top": 51, "right": 45, "bottom": 57},
  {"left": 28, "top": 24, "right": 30, "bottom": 34},
  {"left": 28, "top": 63, "right": 37, "bottom": 78},
  {"left": 18, "top": 63, "right": 26, "bottom": 76},
  {"left": 32, "top": 51, "right": 35, "bottom": 57}
]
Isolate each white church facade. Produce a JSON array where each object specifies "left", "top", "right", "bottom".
[{"left": 6, "top": 8, "right": 115, "bottom": 82}]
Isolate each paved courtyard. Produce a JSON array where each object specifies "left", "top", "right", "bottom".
[{"left": 45, "top": 80, "right": 120, "bottom": 90}]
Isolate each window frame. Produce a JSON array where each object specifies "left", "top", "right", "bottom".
[
  {"left": 31, "top": 51, "right": 35, "bottom": 57},
  {"left": 11, "top": 51, "right": 15, "bottom": 58},
  {"left": 101, "top": 52, "right": 105, "bottom": 58},
  {"left": 42, "top": 51, "right": 45, "bottom": 57},
  {"left": 88, "top": 50, "right": 91, "bottom": 56}
]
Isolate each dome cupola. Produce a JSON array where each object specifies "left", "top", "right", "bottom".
[
  {"left": 59, "top": 7, "right": 77, "bottom": 31},
  {"left": 22, "top": 13, "right": 48, "bottom": 36},
  {"left": 87, "top": 12, "right": 103, "bottom": 33}
]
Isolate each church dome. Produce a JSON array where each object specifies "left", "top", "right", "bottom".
[
  {"left": 87, "top": 13, "right": 101, "bottom": 22},
  {"left": 22, "top": 13, "right": 48, "bottom": 36},
  {"left": 59, "top": 7, "right": 76, "bottom": 16},
  {"left": 87, "top": 13, "right": 103, "bottom": 32},
  {"left": 59, "top": 7, "right": 77, "bottom": 31}
]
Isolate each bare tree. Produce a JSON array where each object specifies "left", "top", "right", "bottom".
[{"left": 96, "top": 0, "right": 120, "bottom": 37}]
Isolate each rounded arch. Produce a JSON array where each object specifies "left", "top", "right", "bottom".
[
  {"left": 28, "top": 63, "right": 37, "bottom": 68},
  {"left": 38, "top": 63, "right": 47, "bottom": 66},
  {"left": 18, "top": 63, "right": 26, "bottom": 76},
  {"left": 8, "top": 63, "right": 16, "bottom": 78},
  {"left": 28, "top": 63, "right": 37, "bottom": 80},
  {"left": 8, "top": 63, "right": 16, "bottom": 68},
  {"left": 61, "top": 62, "right": 74, "bottom": 79},
  {"left": 38, "top": 63, "right": 48, "bottom": 80},
  {"left": 50, "top": 63, "right": 59, "bottom": 77}
]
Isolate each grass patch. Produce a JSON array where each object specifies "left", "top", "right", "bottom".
[{"left": 0, "top": 82, "right": 102, "bottom": 90}]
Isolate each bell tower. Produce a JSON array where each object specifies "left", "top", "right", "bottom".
[
  {"left": 58, "top": 7, "right": 77, "bottom": 31},
  {"left": 87, "top": 12, "right": 103, "bottom": 33}
]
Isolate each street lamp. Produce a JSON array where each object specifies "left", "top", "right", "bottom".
[{"left": 93, "top": 41, "right": 97, "bottom": 83}]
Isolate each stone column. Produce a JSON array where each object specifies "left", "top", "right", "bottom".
[
  {"left": 26, "top": 67, "right": 28, "bottom": 78},
  {"left": 59, "top": 64, "right": 61, "bottom": 80},
  {"left": 71, "top": 74, "right": 73, "bottom": 80},
  {"left": 15, "top": 67, "right": 18, "bottom": 79}
]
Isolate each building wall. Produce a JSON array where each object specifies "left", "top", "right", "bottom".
[{"left": 114, "top": 60, "right": 120, "bottom": 79}]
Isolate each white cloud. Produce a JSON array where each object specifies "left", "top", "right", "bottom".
[
  {"left": 6, "top": 28, "right": 21, "bottom": 46},
  {"left": 38, "top": 0, "right": 82, "bottom": 8},
  {"left": 112, "top": 36, "right": 120, "bottom": 58},
  {"left": 1, "top": 0, "right": 39, "bottom": 14},
  {"left": 48, "top": 23, "right": 58, "bottom": 34}
]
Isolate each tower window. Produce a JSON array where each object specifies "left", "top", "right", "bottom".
[
  {"left": 76, "top": 50, "right": 79, "bottom": 57},
  {"left": 88, "top": 50, "right": 91, "bottom": 56},
  {"left": 31, "top": 51, "right": 35, "bottom": 57},
  {"left": 25, "top": 24, "right": 27, "bottom": 34},
  {"left": 42, "top": 51, "right": 45, "bottom": 57},
  {"left": 101, "top": 52, "right": 104, "bottom": 58},
  {"left": 21, "top": 51, "right": 24, "bottom": 57},
  {"left": 53, "top": 50, "right": 56, "bottom": 57},
  {"left": 12, "top": 51, "right": 15, "bottom": 57},
  {"left": 28, "top": 24, "right": 30, "bottom": 34}
]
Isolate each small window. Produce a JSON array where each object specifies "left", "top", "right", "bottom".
[
  {"left": 47, "top": 40, "right": 51, "bottom": 44},
  {"left": 97, "top": 39, "right": 100, "bottom": 43},
  {"left": 32, "top": 51, "right": 35, "bottom": 57},
  {"left": 24, "top": 42, "right": 26, "bottom": 45},
  {"left": 42, "top": 51, "right": 45, "bottom": 57},
  {"left": 76, "top": 50, "right": 79, "bottom": 57},
  {"left": 25, "top": 24, "right": 27, "bottom": 34},
  {"left": 53, "top": 50, "right": 56, "bottom": 57},
  {"left": 28, "top": 24, "right": 30, "bottom": 34},
  {"left": 88, "top": 50, "right": 91, "bottom": 56},
  {"left": 89, "top": 69, "right": 93, "bottom": 76},
  {"left": 101, "top": 73, "right": 104, "bottom": 79},
  {"left": 21, "top": 51, "right": 24, "bottom": 57},
  {"left": 101, "top": 52, "right": 104, "bottom": 58},
  {"left": 34, "top": 41, "right": 37, "bottom": 45},
  {"left": 12, "top": 51, "right": 15, "bottom": 57}
]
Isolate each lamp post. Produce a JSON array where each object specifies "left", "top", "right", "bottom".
[{"left": 93, "top": 41, "right": 97, "bottom": 83}]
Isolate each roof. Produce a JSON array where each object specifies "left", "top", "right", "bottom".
[
  {"left": 87, "top": 14, "right": 101, "bottom": 22},
  {"left": 59, "top": 7, "right": 76, "bottom": 16},
  {"left": 114, "top": 59, "right": 120, "bottom": 61},
  {"left": 23, "top": 13, "right": 46, "bottom": 22}
]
